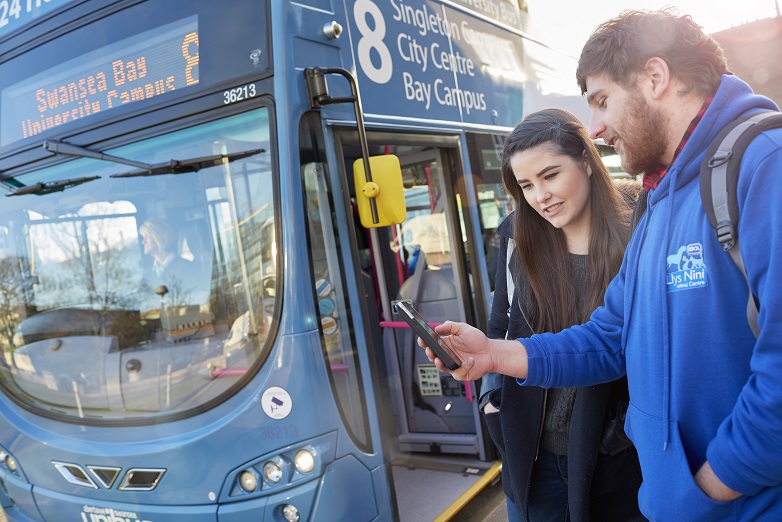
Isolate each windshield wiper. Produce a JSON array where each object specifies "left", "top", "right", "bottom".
[
  {"left": 43, "top": 140, "right": 152, "bottom": 169},
  {"left": 9, "top": 141, "right": 264, "bottom": 194},
  {"left": 6, "top": 175, "right": 100, "bottom": 196},
  {"left": 109, "top": 149, "right": 265, "bottom": 178}
]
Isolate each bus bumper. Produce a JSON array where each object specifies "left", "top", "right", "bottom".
[
  {"left": 32, "top": 487, "right": 217, "bottom": 521},
  {"left": 6, "top": 455, "right": 378, "bottom": 521}
]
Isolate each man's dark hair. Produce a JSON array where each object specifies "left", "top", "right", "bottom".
[{"left": 576, "top": 9, "right": 730, "bottom": 97}]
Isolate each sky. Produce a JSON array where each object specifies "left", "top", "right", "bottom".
[{"left": 526, "top": 0, "right": 781, "bottom": 57}]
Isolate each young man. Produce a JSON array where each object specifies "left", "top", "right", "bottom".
[{"left": 423, "top": 10, "right": 782, "bottom": 520}]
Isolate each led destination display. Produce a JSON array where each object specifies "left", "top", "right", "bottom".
[{"left": 0, "top": 16, "right": 199, "bottom": 147}]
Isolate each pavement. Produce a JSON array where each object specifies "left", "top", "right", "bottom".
[{"left": 450, "top": 471, "right": 508, "bottom": 522}]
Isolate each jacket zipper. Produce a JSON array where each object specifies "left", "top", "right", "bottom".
[{"left": 516, "top": 296, "right": 547, "bottom": 460}]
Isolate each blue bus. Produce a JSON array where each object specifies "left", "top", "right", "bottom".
[{"left": 0, "top": 1, "right": 591, "bottom": 520}]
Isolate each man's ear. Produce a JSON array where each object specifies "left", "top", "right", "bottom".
[{"left": 644, "top": 57, "right": 671, "bottom": 100}]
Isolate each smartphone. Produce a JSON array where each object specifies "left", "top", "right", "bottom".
[{"left": 394, "top": 300, "right": 462, "bottom": 371}]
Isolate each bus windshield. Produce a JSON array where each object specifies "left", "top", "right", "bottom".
[{"left": 0, "top": 107, "right": 277, "bottom": 423}]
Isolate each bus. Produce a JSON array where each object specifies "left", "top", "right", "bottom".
[{"left": 0, "top": 1, "right": 593, "bottom": 520}]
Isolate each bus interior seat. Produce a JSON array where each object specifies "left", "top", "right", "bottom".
[{"left": 397, "top": 265, "right": 458, "bottom": 321}]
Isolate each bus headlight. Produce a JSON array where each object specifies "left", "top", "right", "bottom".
[
  {"left": 5, "top": 454, "right": 17, "bottom": 472},
  {"left": 239, "top": 469, "right": 258, "bottom": 492},
  {"left": 263, "top": 457, "right": 284, "bottom": 484},
  {"left": 282, "top": 504, "right": 300, "bottom": 522},
  {"left": 294, "top": 448, "right": 315, "bottom": 473}
]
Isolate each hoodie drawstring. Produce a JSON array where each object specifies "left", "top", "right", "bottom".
[
  {"left": 621, "top": 191, "right": 650, "bottom": 354},
  {"left": 660, "top": 173, "right": 678, "bottom": 451}
]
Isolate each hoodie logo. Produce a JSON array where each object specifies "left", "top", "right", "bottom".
[{"left": 666, "top": 242, "right": 707, "bottom": 292}]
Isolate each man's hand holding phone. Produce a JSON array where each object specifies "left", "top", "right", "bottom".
[
  {"left": 411, "top": 313, "right": 530, "bottom": 382},
  {"left": 418, "top": 320, "right": 494, "bottom": 380},
  {"left": 394, "top": 300, "right": 462, "bottom": 370}
]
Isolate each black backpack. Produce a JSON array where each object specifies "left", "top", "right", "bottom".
[{"left": 699, "top": 110, "right": 782, "bottom": 338}]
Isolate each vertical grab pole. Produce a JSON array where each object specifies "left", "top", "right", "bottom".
[
  {"left": 303, "top": 67, "right": 379, "bottom": 224},
  {"left": 303, "top": 66, "right": 393, "bottom": 329}
]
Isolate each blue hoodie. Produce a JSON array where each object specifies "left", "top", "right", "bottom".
[{"left": 520, "top": 75, "right": 782, "bottom": 521}]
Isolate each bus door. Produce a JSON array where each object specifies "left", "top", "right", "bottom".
[{"left": 334, "top": 131, "right": 490, "bottom": 460}]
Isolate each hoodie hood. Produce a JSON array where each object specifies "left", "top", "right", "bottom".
[{"left": 649, "top": 75, "right": 778, "bottom": 204}]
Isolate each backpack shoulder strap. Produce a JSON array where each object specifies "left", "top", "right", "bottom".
[{"left": 699, "top": 110, "right": 782, "bottom": 337}]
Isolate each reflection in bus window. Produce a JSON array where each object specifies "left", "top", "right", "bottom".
[
  {"left": 398, "top": 159, "right": 451, "bottom": 269},
  {"left": 302, "top": 154, "right": 371, "bottom": 447},
  {"left": 465, "top": 133, "right": 513, "bottom": 292},
  {"left": 0, "top": 108, "right": 277, "bottom": 422},
  {"left": 140, "top": 218, "right": 205, "bottom": 292}
]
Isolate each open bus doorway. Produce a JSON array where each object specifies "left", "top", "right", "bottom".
[
  {"left": 385, "top": 148, "right": 478, "bottom": 448},
  {"left": 335, "top": 130, "right": 498, "bottom": 518}
]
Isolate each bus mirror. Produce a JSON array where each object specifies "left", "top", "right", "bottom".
[{"left": 353, "top": 155, "right": 407, "bottom": 228}]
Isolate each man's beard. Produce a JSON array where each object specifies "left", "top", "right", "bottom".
[{"left": 619, "top": 90, "right": 669, "bottom": 176}]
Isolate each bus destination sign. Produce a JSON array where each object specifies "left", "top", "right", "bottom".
[
  {"left": 0, "top": 16, "right": 199, "bottom": 147},
  {"left": 349, "top": 0, "right": 526, "bottom": 128}
]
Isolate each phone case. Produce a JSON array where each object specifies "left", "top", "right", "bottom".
[{"left": 394, "top": 300, "right": 461, "bottom": 371}]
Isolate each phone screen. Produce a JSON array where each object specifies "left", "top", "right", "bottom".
[{"left": 394, "top": 300, "right": 461, "bottom": 370}]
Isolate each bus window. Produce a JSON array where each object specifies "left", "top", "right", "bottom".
[
  {"left": 398, "top": 153, "right": 451, "bottom": 269},
  {"left": 299, "top": 112, "right": 371, "bottom": 450},
  {"left": 0, "top": 108, "right": 277, "bottom": 423},
  {"left": 465, "top": 133, "right": 513, "bottom": 292},
  {"left": 597, "top": 142, "right": 631, "bottom": 179}
]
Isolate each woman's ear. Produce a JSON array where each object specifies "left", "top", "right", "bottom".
[{"left": 582, "top": 151, "right": 593, "bottom": 177}]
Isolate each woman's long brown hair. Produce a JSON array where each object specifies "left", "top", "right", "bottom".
[{"left": 501, "top": 108, "right": 635, "bottom": 333}]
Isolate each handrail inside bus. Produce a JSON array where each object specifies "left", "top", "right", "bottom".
[
  {"left": 379, "top": 320, "right": 442, "bottom": 329},
  {"left": 209, "top": 364, "right": 350, "bottom": 378}
]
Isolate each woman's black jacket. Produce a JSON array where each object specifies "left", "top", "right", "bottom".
[{"left": 480, "top": 214, "right": 642, "bottom": 522}]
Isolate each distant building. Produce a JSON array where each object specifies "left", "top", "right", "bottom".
[{"left": 712, "top": 16, "right": 782, "bottom": 105}]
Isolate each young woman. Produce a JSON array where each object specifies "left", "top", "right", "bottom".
[{"left": 479, "top": 108, "right": 644, "bottom": 521}]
